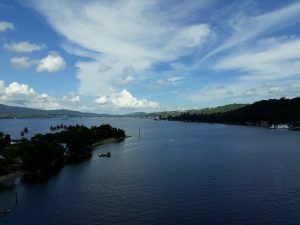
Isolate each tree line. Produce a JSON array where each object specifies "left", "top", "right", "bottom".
[
  {"left": 0, "top": 124, "right": 126, "bottom": 180},
  {"left": 166, "top": 97, "right": 300, "bottom": 126}
]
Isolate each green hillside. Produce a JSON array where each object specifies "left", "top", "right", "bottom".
[
  {"left": 168, "top": 97, "right": 300, "bottom": 126},
  {"left": 146, "top": 103, "right": 247, "bottom": 119}
]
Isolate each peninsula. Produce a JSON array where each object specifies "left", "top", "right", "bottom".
[{"left": 0, "top": 124, "right": 126, "bottom": 181}]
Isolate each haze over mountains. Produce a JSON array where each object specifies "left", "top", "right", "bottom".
[
  {"left": 0, "top": 104, "right": 108, "bottom": 119},
  {"left": 1, "top": 97, "right": 299, "bottom": 122},
  {"left": 0, "top": 103, "right": 246, "bottom": 119}
]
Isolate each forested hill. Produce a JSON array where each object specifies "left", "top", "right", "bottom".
[
  {"left": 167, "top": 98, "right": 300, "bottom": 126},
  {"left": 0, "top": 104, "right": 109, "bottom": 118},
  {"left": 146, "top": 103, "right": 247, "bottom": 119}
]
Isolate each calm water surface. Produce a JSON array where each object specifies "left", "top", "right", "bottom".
[{"left": 0, "top": 117, "right": 300, "bottom": 225}]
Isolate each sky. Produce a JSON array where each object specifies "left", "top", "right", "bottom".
[{"left": 1, "top": 0, "right": 300, "bottom": 114}]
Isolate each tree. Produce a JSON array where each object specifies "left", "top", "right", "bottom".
[
  {"left": 21, "top": 136, "right": 64, "bottom": 172},
  {"left": 3, "top": 135, "right": 11, "bottom": 145}
]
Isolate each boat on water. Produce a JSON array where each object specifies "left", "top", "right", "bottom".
[
  {"left": 0, "top": 209, "right": 10, "bottom": 217},
  {"left": 276, "top": 124, "right": 289, "bottom": 129},
  {"left": 269, "top": 124, "right": 289, "bottom": 129},
  {"left": 98, "top": 152, "right": 111, "bottom": 157}
]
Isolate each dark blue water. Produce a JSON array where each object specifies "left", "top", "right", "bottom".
[{"left": 0, "top": 118, "right": 300, "bottom": 225}]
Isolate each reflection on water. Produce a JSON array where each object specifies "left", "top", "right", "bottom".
[{"left": 0, "top": 118, "right": 300, "bottom": 225}]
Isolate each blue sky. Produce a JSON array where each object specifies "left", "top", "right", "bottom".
[{"left": 1, "top": 0, "right": 300, "bottom": 113}]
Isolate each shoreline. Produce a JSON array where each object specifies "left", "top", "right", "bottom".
[
  {"left": 0, "top": 136, "right": 130, "bottom": 186},
  {"left": 0, "top": 171, "right": 24, "bottom": 185},
  {"left": 92, "top": 135, "right": 131, "bottom": 147},
  {"left": 158, "top": 119, "right": 300, "bottom": 131}
]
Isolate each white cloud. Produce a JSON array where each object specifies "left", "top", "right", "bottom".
[
  {"left": 291, "top": 83, "right": 300, "bottom": 89},
  {"left": 94, "top": 96, "right": 107, "bottom": 105},
  {"left": 166, "top": 76, "right": 184, "bottom": 82},
  {"left": 4, "top": 41, "right": 46, "bottom": 52},
  {"left": 268, "top": 87, "right": 285, "bottom": 94},
  {"left": 206, "top": 1, "right": 300, "bottom": 58},
  {"left": 61, "top": 43, "right": 101, "bottom": 59},
  {"left": 243, "top": 88, "right": 257, "bottom": 96},
  {"left": 63, "top": 95, "right": 80, "bottom": 103},
  {"left": 119, "top": 76, "right": 135, "bottom": 85},
  {"left": 10, "top": 57, "right": 32, "bottom": 69},
  {"left": 149, "top": 76, "right": 184, "bottom": 90},
  {"left": 0, "top": 21, "right": 14, "bottom": 32},
  {"left": 184, "top": 82, "right": 287, "bottom": 104},
  {"left": 216, "top": 37, "right": 300, "bottom": 81},
  {"left": 94, "top": 90, "right": 159, "bottom": 109},
  {"left": 165, "top": 24, "right": 212, "bottom": 55},
  {"left": 29, "top": 0, "right": 212, "bottom": 97},
  {"left": 110, "top": 89, "right": 159, "bottom": 109},
  {"left": 37, "top": 52, "right": 66, "bottom": 73},
  {"left": 0, "top": 81, "right": 61, "bottom": 109}
]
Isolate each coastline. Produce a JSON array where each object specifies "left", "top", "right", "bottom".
[
  {"left": 0, "top": 136, "right": 130, "bottom": 186},
  {"left": 92, "top": 135, "right": 131, "bottom": 147},
  {"left": 0, "top": 171, "right": 24, "bottom": 185}
]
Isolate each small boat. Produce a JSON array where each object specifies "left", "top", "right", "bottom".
[
  {"left": 98, "top": 152, "right": 111, "bottom": 158},
  {"left": 276, "top": 124, "right": 289, "bottom": 129},
  {"left": 0, "top": 209, "right": 10, "bottom": 217}
]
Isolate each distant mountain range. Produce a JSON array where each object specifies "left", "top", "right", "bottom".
[
  {"left": 2, "top": 97, "right": 298, "bottom": 123},
  {"left": 0, "top": 104, "right": 111, "bottom": 119},
  {"left": 0, "top": 103, "right": 248, "bottom": 119}
]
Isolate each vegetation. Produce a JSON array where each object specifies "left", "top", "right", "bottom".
[
  {"left": 0, "top": 103, "right": 111, "bottom": 119},
  {"left": 167, "top": 97, "right": 300, "bottom": 127},
  {"left": 146, "top": 103, "right": 247, "bottom": 119},
  {"left": 0, "top": 133, "right": 12, "bottom": 175},
  {"left": 0, "top": 124, "right": 126, "bottom": 180}
]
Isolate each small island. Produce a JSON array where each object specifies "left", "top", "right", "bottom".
[{"left": 0, "top": 124, "right": 126, "bottom": 182}]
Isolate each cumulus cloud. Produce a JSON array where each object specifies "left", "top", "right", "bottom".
[
  {"left": 94, "top": 90, "right": 159, "bottom": 109},
  {"left": 94, "top": 96, "right": 107, "bottom": 105},
  {"left": 111, "top": 89, "right": 159, "bottom": 109},
  {"left": 0, "top": 81, "right": 61, "bottom": 109},
  {"left": 62, "top": 95, "right": 80, "bottom": 103},
  {"left": 37, "top": 52, "right": 66, "bottom": 73},
  {"left": 10, "top": 57, "right": 32, "bottom": 69},
  {"left": 0, "top": 21, "right": 14, "bottom": 32},
  {"left": 4, "top": 41, "right": 46, "bottom": 52}
]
